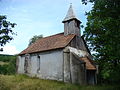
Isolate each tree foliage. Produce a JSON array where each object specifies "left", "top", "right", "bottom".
[
  {"left": 0, "top": 54, "right": 17, "bottom": 75},
  {"left": 82, "top": 0, "right": 120, "bottom": 84},
  {"left": 28, "top": 35, "right": 43, "bottom": 46},
  {"left": 0, "top": 15, "right": 16, "bottom": 51}
]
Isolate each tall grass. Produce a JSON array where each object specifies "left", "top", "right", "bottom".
[{"left": 0, "top": 74, "right": 119, "bottom": 90}]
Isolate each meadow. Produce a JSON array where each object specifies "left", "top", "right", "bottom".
[{"left": 0, "top": 74, "right": 119, "bottom": 90}]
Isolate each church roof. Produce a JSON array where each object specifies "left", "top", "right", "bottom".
[
  {"left": 80, "top": 57, "right": 96, "bottom": 70},
  {"left": 62, "top": 4, "right": 80, "bottom": 23},
  {"left": 19, "top": 33, "right": 75, "bottom": 55}
]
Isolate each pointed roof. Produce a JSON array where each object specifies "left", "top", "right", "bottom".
[{"left": 62, "top": 4, "right": 80, "bottom": 23}]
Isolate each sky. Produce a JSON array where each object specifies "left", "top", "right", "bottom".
[{"left": 0, "top": 0, "right": 92, "bottom": 55}]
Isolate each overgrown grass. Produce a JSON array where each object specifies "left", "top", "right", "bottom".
[{"left": 0, "top": 74, "right": 120, "bottom": 90}]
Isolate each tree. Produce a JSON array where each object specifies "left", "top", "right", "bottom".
[
  {"left": 28, "top": 35, "right": 43, "bottom": 46},
  {"left": 82, "top": 0, "right": 120, "bottom": 83},
  {"left": 0, "top": 15, "right": 16, "bottom": 51}
]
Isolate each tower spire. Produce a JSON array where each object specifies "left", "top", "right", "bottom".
[
  {"left": 62, "top": 4, "right": 80, "bottom": 23},
  {"left": 62, "top": 4, "right": 81, "bottom": 37}
]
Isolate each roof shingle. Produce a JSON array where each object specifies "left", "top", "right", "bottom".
[
  {"left": 80, "top": 57, "right": 96, "bottom": 70},
  {"left": 20, "top": 33, "right": 75, "bottom": 55}
]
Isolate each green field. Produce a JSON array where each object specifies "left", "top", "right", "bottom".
[{"left": 0, "top": 74, "right": 119, "bottom": 90}]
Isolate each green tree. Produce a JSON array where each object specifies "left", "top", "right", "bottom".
[
  {"left": 82, "top": 0, "right": 120, "bottom": 84},
  {"left": 0, "top": 15, "right": 16, "bottom": 51},
  {"left": 28, "top": 35, "right": 43, "bottom": 46}
]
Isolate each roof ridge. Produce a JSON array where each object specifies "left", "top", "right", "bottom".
[
  {"left": 34, "top": 32, "right": 64, "bottom": 41},
  {"left": 34, "top": 32, "right": 75, "bottom": 43},
  {"left": 32, "top": 32, "right": 64, "bottom": 44}
]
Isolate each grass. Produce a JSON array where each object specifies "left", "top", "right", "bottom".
[
  {"left": 0, "top": 74, "right": 120, "bottom": 90},
  {"left": 0, "top": 61, "right": 9, "bottom": 65}
]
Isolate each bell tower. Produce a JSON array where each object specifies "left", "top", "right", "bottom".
[{"left": 62, "top": 4, "right": 81, "bottom": 37}]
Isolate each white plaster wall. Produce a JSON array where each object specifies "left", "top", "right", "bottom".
[
  {"left": 18, "top": 49, "right": 63, "bottom": 81},
  {"left": 17, "top": 56, "right": 25, "bottom": 74},
  {"left": 37, "top": 50, "right": 63, "bottom": 81},
  {"left": 30, "top": 55, "right": 37, "bottom": 76}
]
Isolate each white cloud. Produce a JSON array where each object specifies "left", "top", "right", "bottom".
[{"left": 0, "top": 45, "right": 19, "bottom": 55}]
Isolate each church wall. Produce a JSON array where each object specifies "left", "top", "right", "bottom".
[
  {"left": 17, "top": 56, "right": 25, "bottom": 74},
  {"left": 17, "top": 49, "right": 64, "bottom": 81},
  {"left": 63, "top": 47, "right": 87, "bottom": 85},
  {"left": 70, "top": 37, "right": 93, "bottom": 60},
  {"left": 36, "top": 49, "right": 63, "bottom": 81},
  {"left": 70, "top": 52, "right": 86, "bottom": 85},
  {"left": 30, "top": 55, "right": 38, "bottom": 75},
  {"left": 63, "top": 49, "right": 71, "bottom": 83}
]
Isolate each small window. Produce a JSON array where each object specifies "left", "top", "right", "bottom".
[{"left": 37, "top": 55, "right": 40, "bottom": 73}]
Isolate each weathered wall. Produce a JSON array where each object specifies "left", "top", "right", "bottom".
[
  {"left": 63, "top": 47, "right": 86, "bottom": 85},
  {"left": 17, "top": 56, "right": 25, "bottom": 74},
  {"left": 63, "top": 49, "right": 71, "bottom": 83},
  {"left": 70, "top": 52, "right": 86, "bottom": 85},
  {"left": 30, "top": 55, "right": 38, "bottom": 75},
  {"left": 64, "top": 20, "right": 80, "bottom": 37},
  {"left": 17, "top": 49, "right": 64, "bottom": 81},
  {"left": 69, "top": 38, "right": 93, "bottom": 60},
  {"left": 36, "top": 49, "right": 63, "bottom": 81}
]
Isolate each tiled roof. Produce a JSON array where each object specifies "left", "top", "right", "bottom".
[
  {"left": 80, "top": 57, "right": 96, "bottom": 70},
  {"left": 20, "top": 33, "right": 75, "bottom": 55}
]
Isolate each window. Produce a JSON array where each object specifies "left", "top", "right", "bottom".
[{"left": 37, "top": 55, "right": 40, "bottom": 73}]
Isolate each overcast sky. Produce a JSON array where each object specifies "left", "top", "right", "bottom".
[{"left": 0, "top": 0, "right": 92, "bottom": 55}]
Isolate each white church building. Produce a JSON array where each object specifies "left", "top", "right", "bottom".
[{"left": 17, "top": 5, "right": 97, "bottom": 85}]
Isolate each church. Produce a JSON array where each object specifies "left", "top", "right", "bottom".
[{"left": 17, "top": 5, "right": 97, "bottom": 85}]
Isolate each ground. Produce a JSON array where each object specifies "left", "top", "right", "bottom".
[{"left": 0, "top": 74, "right": 119, "bottom": 90}]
